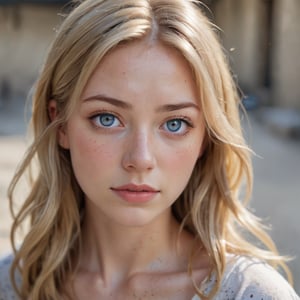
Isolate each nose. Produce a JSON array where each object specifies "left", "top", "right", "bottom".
[{"left": 122, "top": 130, "right": 156, "bottom": 173}]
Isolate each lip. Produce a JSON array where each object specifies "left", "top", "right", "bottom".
[{"left": 111, "top": 184, "right": 160, "bottom": 203}]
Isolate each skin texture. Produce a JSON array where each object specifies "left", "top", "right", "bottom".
[{"left": 51, "top": 40, "right": 209, "bottom": 299}]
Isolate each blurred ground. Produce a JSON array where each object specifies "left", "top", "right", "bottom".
[
  {"left": 0, "top": 98, "right": 299, "bottom": 294},
  {"left": 244, "top": 112, "right": 300, "bottom": 295}
]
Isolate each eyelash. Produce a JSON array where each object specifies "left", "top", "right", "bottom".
[
  {"left": 88, "top": 111, "right": 194, "bottom": 135},
  {"left": 161, "top": 116, "right": 194, "bottom": 136},
  {"left": 89, "top": 110, "right": 123, "bottom": 129}
]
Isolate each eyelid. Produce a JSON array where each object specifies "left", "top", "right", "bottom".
[
  {"left": 89, "top": 110, "right": 124, "bottom": 128},
  {"left": 164, "top": 115, "right": 194, "bottom": 127},
  {"left": 161, "top": 115, "right": 194, "bottom": 136},
  {"left": 87, "top": 110, "right": 195, "bottom": 133}
]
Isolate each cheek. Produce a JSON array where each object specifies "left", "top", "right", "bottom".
[
  {"left": 161, "top": 144, "right": 200, "bottom": 202},
  {"left": 164, "top": 143, "right": 200, "bottom": 177},
  {"left": 68, "top": 129, "right": 119, "bottom": 196},
  {"left": 68, "top": 129, "right": 116, "bottom": 170}
]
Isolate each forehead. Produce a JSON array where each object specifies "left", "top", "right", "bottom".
[
  {"left": 95, "top": 40, "right": 189, "bottom": 75},
  {"left": 81, "top": 39, "right": 198, "bottom": 102}
]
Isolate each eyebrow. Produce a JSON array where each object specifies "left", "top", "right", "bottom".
[
  {"left": 82, "top": 94, "right": 199, "bottom": 112},
  {"left": 156, "top": 102, "right": 200, "bottom": 112},
  {"left": 83, "top": 94, "right": 132, "bottom": 109}
]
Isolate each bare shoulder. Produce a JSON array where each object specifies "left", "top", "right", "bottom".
[{"left": 217, "top": 255, "right": 300, "bottom": 300}]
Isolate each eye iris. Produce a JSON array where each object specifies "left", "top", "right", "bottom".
[
  {"left": 167, "top": 119, "right": 181, "bottom": 132},
  {"left": 100, "top": 114, "right": 115, "bottom": 126}
]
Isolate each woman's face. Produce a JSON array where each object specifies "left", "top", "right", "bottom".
[{"left": 60, "top": 40, "right": 206, "bottom": 227}]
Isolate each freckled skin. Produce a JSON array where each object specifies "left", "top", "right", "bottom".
[
  {"left": 61, "top": 40, "right": 206, "bottom": 227},
  {"left": 59, "top": 40, "right": 209, "bottom": 298}
]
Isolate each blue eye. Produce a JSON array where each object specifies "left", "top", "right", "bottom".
[
  {"left": 92, "top": 113, "right": 121, "bottom": 128},
  {"left": 166, "top": 119, "right": 183, "bottom": 132},
  {"left": 163, "top": 118, "right": 191, "bottom": 135}
]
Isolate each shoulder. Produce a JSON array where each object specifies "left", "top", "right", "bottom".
[
  {"left": 217, "top": 255, "right": 300, "bottom": 300},
  {"left": 0, "top": 254, "right": 19, "bottom": 300}
]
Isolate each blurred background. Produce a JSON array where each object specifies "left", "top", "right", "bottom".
[{"left": 0, "top": 0, "right": 299, "bottom": 294}]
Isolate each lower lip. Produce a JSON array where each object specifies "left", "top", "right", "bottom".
[{"left": 111, "top": 189, "right": 158, "bottom": 204}]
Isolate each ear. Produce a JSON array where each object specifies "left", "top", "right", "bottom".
[
  {"left": 48, "top": 99, "right": 58, "bottom": 122},
  {"left": 48, "top": 100, "right": 70, "bottom": 149}
]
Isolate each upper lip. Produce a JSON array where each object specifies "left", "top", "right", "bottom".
[{"left": 111, "top": 184, "right": 159, "bottom": 192}]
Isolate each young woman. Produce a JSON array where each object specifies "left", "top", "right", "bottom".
[{"left": 0, "top": 0, "right": 299, "bottom": 299}]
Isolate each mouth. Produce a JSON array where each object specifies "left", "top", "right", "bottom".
[
  {"left": 111, "top": 183, "right": 159, "bottom": 193},
  {"left": 110, "top": 184, "right": 160, "bottom": 203}
]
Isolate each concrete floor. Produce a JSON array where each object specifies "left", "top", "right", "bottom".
[{"left": 0, "top": 101, "right": 299, "bottom": 294}]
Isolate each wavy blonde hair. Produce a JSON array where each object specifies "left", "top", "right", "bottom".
[{"left": 8, "top": 0, "right": 291, "bottom": 299}]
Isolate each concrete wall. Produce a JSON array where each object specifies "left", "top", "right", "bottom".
[
  {"left": 213, "top": 0, "right": 300, "bottom": 110},
  {"left": 271, "top": 0, "right": 300, "bottom": 109},
  {"left": 0, "top": 1, "right": 299, "bottom": 109},
  {"left": 0, "top": 4, "right": 62, "bottom": 100},
  {"left": 213, "top": 0, "right": 269, "bottom": 92}
]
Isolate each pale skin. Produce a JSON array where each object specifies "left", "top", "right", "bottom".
[{"left": 49, "top": 39, "right": 211, "bottom": 299}]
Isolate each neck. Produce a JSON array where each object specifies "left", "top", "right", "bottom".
[{"left": 79, "top": 205, "right": 184, "bottom": 284}]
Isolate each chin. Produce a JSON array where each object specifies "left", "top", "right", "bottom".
[{"left": 111, "top": 207, "right": 165, "bottom": 228}]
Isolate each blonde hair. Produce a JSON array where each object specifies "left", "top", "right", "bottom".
[{"left": 8, "top": 0, "right": 291, "bottom": 299}]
